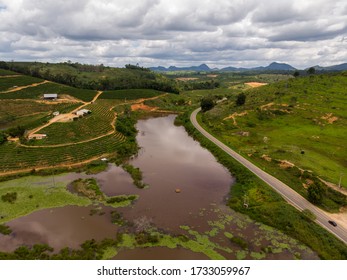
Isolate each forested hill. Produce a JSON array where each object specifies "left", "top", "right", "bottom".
[{"left": 0, "top": 61, "right": 179, "bottom": 93}]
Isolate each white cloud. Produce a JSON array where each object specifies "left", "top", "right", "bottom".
[{"left": 0, "top": 0, "right": 346, "bottom": 68}]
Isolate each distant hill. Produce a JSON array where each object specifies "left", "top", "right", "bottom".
[
  {"left": 150, "top": 64, "right": 211, "bottom": 72},
  {"left": 311, "top": 63, "right": 347, "bottom": 71},
  {"left": 151, "top": 62, "right": 297, "bottom": 72},
  {"left": 263, "top": 62, "right": 296, "bottom": 71}
]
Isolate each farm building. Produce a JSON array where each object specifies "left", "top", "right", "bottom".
[
  {"left": 53, "top": 111, "right": 60, "bottom": 116},
  {"left": 28, "top": 134, "right": 47, "bottom": 140},
  {"left": 43, "top": 94, "right": 58, "bottom": 100},
  {"left": 75, "top": 109, "right": 91, "bottom": 116}
]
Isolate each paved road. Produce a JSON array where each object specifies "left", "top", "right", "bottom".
[{"left": 191, "top": 108, "right": 347, "bottom": 244}]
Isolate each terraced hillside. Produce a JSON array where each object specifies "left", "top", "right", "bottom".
[{"left": 0, "top": 71, "right": 162, "bottom": 175}]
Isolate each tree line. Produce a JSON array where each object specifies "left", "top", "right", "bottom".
[{"left": 0, "top": 61, "right": 179, "bottom": 94}]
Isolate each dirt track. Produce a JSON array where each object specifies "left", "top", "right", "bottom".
[{"left": 1, "top": 80, "right": 50, "bottom": 93}]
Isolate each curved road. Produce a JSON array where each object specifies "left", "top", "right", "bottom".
[{"left": 191, "top": 108, "right": 347, "bottom": 244}]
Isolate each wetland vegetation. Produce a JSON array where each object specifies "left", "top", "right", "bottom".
[{"left": 0, "top": 64, "right": 346, "bottom": 259}]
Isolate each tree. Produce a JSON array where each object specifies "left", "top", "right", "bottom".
[
  {"left": 307, "top": 183, "right": 325, "bottom": 204},
  {"left": 293, "top": 70, "right": 300, "bottom": 78},
  {"left": 0, "top": 132, "right": 7, "bottom": 145},
  {"left": 7, "top": 126, "right": 25, "bottom": 138},
  {"left": 236, "top": 93, "right": 246, "bottom": 106},
  {"left": 200, "top": 96, "right": 215, "bottom": 112},
  {"left": 307, "top": 67, "right": 316, "bottom": 75}
]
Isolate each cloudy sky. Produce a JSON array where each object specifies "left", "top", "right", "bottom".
[{"left": 0, "top": 0, "right": 346, "bottom": 69}]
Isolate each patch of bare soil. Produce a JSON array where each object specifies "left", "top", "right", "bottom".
[
  {"left": 131, "top": 103, "right": 159, "bottom": 112},
  {"left": 55, "top": 113, "right": 77, "bottom": 123},
  {"left": 331, "top": 210, "right": 347, "bottom": 230},
  {"left": 233, "top": 131, "right": 250, "bottom": 137},
  {"left": 175, "top": 77, "right": 199, "bottom": 82},
  {"left": 319, "top": 178, "right": 347, "bottom": 196},
  {"left": 261, "top": 154, "right": 272, "bottom": 162},
  {"left": 321, "top": 113, "right": 338, "bottom": 124},
  {"left": 245, "top": 82, "right": 268, "bottom": 88},
  {"left": 279, "top": 160, "right": 295, "bottom": 169},
  {"left": 260, "top": 102, "right": 274, "bottom": 110},
  {"left": 207, "top": 74, "right": 218, "bottom": 78},
  {"left": 223, "top": 111, "right": 248, "bottom": 125}
]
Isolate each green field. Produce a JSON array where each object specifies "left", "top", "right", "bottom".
[
  {"left": 0, "top": 69, "right": 19, "bottom": 76},
  {"left": 0, "top": 75, "right": 43, "bottom": 92},
  {"left": 0, "top": 81, "right": 97, "bottom": 102},
  {"left": 198, "top": 73, "right": 347, "bottom": 211},
  {"left": 100, "top": 89, "right": 165, "bottom": 100}
]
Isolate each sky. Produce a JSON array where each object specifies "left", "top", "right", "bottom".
[{"left": 0, "top": 0, "right": 346, "bottom": 69}]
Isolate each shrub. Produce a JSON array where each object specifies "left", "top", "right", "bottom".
[{"left": 1, "top": 192, "right": 17, "bottom": 204}]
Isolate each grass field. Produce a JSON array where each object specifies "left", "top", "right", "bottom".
[{"left": 198, "top": 73, "right": 347, "bottom": 211}]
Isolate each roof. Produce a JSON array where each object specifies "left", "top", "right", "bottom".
[
  {"left": 44, "top": 94, "right": 58, "bottom": 98},
  {"left": 76, "top": 109, "right": 91, "bottom": 114},
  {"left": 28, "top": 134, "right": 47, "bottom": 138}
]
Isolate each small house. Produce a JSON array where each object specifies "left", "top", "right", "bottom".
[
  {"left": 43, "top": 94, "right": 58, "bottom": 100},
  {"left": 75, "top": 109, "right": 91, "bottom": 116},
  {"left": 53, "top": 111, "right": 60, "bottom": 116},
  {"left": 28, "top": 134, "right": 47, "bottom": 140}
]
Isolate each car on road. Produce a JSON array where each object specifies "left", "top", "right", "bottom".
[{"left": 328, "top": 220, "right": 337, "bottom": 227}]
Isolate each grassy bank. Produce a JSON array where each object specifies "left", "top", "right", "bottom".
[
  {"left": 176, "top": 110, "right": 347, "bottom": 259},
  {"left": 0, "top": 175, "right": 91, "bottom": 223}
]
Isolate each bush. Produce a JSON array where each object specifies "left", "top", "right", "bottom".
[
  {"left": 0, "top": 224, "right": 12, "bottom": 235},
  {"left": 236, "top": 93, "right": 246, "bottom": 106},
  {"left": 1, "top": 192, "right": 17, "bottom": 204},
  {"left": 0, "top": 132, "right": 7, "bottom": 145},
  {"left": 200, "top": 96, "right": 215, "bottom": 112}
]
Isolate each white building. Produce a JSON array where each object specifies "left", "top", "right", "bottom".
[
  {"left": 43, "top": 94, "right": 58, "bottom": 100},
  {"left": 75, "top": 109, "right": 91, "bottom": 116}
]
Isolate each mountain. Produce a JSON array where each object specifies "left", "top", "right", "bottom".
[
  {"left": 150, "top": 61, "right": 347, "bottom": 73},
  {"left": 263, "top": 62, "right": 296, "bottom": 71},
  {"left": 150, "top": 64, "right": 211, "bottom": 72},
  {"left": 312, "top": 63, "right": 347, "bottom": 71}
]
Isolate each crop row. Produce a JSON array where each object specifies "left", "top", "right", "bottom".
[
  {"left": 0, "top": 82, "right": 97, "bottom": 102},
  {"left": 0, "top": 132, "right": 125, "bottom": 173},
  {"left": 28, "top": 102, "right": 116, "bottom": 146},
  {"left": 0, "top": 76, "right": 44, "bottom": 92}
]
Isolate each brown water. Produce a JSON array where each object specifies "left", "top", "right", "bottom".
[
  {"left": 3, "top": 205, "right": 119, "bottom": 251},
  {"left": 119, "top": 115, "right": 233, "bottom": 231},
  {"left": 0, "top": 115, "right": 318, "bottom": 259}
]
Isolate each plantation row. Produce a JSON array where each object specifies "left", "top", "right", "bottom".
[
  {"left": 0, "top": 132, "right": 125, "bottom": 173},
  {"left": 28, "top": 102, "right": 116, "bottom": 146},
  {"left": 0, "top": 101, "right": 81, "bottom": 131},
  {"left": 0, "top": 75, "right": 44, "bottom": 92},
  {"left": 0, "top": 69, "right": 18, "bottom": 76},
  {"left": 0, "top": 82, "right": 97, "bottom": 102},
  {"left": 100, "top": 89, "right": 164, "bottom": 100}
]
